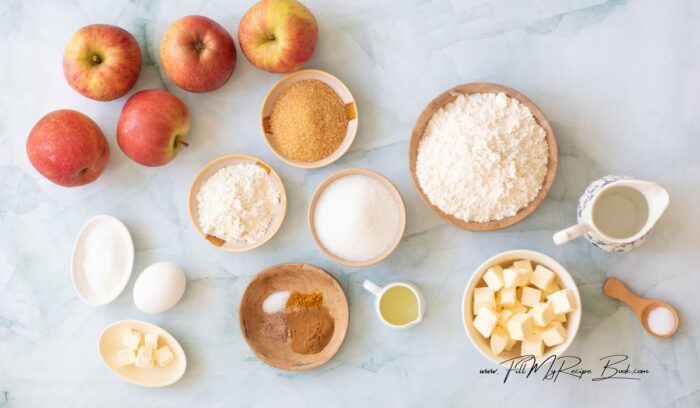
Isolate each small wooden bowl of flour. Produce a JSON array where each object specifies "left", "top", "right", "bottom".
[
  {"left": 188, "top": 154, "right": 287, "bottom": 252},
  {"left": 408, "top": 83, "right": 558, "bottom": 232}
]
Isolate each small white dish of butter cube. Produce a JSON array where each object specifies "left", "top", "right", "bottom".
[
  {"left": 462, "top": 250, "right": 582, "bottom": 365},
  {"left": 98, "top": 320, "right": 187, "bottom": 387}
]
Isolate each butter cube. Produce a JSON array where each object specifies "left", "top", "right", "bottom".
[
  {"left": 503, "top": 267, "right": 531, "bottom": 288},
  {"left": 154, "top": 346, "right": 174, "bottom": 368},
  {"left": 530, "top": 302, "right": 555, "bottom": 327},
  {"left": 545, "top": 280, "right": 561, "bottom": 297},
  {"left": 504, "top": 338, "right": 519, "bottom": 351},
  {"left": 473, "top": 306, "right": 498, "bottom": 338},
  {"left": 530, "top": 265, "right": 555, "bottom": 290},
  {"left": 473, "top": 287, "right": 495, "bottom": 314},
  {"left": 541, "top": 322, "right": 567, "bottom": 347},
  {"left": 498, "top": 287, "right": 516, "bottom": 306},
  {"left": 507, "top": 312, "right": 533, "bottom": 341},
  {"left": 116, "top": 349, "right": 136, "bottom": 366},
  {"left": 508, "top": 302, "right": 528, "bottom": 314},
  {"left": 498, "top": 309, "right": 514, "bottom": 329},
  {"left": 134, "top": 346, "right": 154, "bottom": 369},
  {"left": 483, "top": 265, "right": 504, "bottom": 292},
  {"left": 548, "top": 288, "right": 576, "bottom": 314},
  {"left": 520, "top": 287, "right": 542, "bottom": 308},
  {"left": 144, "top": 333, "right": 158, "bottom": 350},
  {"left": 123, "top": 329, "right": 142, "bottom": 350},
  {"left": 490, "top": 326, "right": 510, "bottom": 356},
  {"left": 513, "top": 260, "right": 533, "bottom": 273},
  {"left": 521, "top": 333, "right": 544, "bottom": 358},
  {"left": 552, "top": 312, "right": 567, "bottom": 323}
]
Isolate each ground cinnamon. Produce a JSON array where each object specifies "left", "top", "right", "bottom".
[{"left": 286, "top": 307, "right": 335, "bottom": 354}]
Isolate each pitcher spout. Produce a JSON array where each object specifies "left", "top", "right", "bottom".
[{"left": 627, "top": 180, "right": 670, "bottom": 225}]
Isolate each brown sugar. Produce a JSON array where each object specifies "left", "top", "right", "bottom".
[{"left": 269, "top": 79, "right": 347, "bottom": 163}]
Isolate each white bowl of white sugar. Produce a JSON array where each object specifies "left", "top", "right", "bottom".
[
  {"left": 188, "top": 154, "right": 287, "bottom": 252},
  {"left": 308, "top": 168, "right": 406, "bottom": 267}
]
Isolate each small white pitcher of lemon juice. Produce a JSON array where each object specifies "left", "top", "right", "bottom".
[
  {"left": 363, "top": 280, "right": 425, "bottom": 329},
  {"left": 553, "top": 175, "right": 669, "bottom": 253}
]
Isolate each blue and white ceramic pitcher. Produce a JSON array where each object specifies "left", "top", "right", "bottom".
[{"left": 553, "top": 175, "right": 670, "bottom": 253}]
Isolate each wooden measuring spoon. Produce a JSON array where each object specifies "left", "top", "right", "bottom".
[{"left": 603, "top": 278, "right": 679, "bottom": 339}]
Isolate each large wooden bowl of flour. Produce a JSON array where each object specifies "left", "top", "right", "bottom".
[{"left": 408, "top": 83, "right": 557, "bottom": 232}]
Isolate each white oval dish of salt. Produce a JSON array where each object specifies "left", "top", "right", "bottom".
[{"left": 71, "top": 215, "right": 134, "bottom": 306}]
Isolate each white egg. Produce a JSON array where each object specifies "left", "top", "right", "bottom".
[{"left": 133, "top": 262, "right": 186, "bottom": 314}]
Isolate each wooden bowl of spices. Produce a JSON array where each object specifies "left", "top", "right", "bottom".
[
  {"left": 188, "top": 154, "right": 287, "bottom": 252},
  {"left": 239, "top": 263, "right": 350, "bottom": 371},
  {"left": 261, "top": 69, "right": 358, "bottom": 168},
  {"left": 308, "top": 168, "right": 407, "bottom": 267},
  {"left": 408, "top": 83, "right": 558, "bottom": 232}
]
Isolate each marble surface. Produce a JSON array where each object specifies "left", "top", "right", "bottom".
[{"left": 1, "top": 0, "right": 699, "bottom": 406}]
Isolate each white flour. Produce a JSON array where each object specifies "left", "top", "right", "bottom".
[
  {"left": 416, "top": 92, "right": 548, "bottom": 222},
  {"left": 196, "top": 163, "right": 280, "bottom": 244}
]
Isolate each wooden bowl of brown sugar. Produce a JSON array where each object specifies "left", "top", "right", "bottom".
[
  {"left": 261, "top": 69, "right": 358, "bottom": 169},
  {"left": 239, "top": 263, "right": 349, "bottom": 371}
]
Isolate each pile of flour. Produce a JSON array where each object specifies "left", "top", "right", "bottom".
[
  {"left": 196, "top": 163, "right": 280, "bottom": 244},
  {"left": 416, "top": 92, "right": 548, "bottom": 222}
]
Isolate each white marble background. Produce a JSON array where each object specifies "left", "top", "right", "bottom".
[{"left": 1, "top": 0, "right": 699, "bottom": 406}]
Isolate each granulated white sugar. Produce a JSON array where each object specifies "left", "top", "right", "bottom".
[
  {"left": 313, "top": 174, "right": 402, "bottom": 262},
  {"left": 416, "top": 92, "right": 548, "bottom": 222},
  {"left": 196, "top": 163, "right": 280, "bottom": 244}
]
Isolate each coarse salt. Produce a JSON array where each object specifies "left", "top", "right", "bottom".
[
  {"left": 196, "top": 163, "right": 280, "bottom": 244},
  {"left": 263, "top": 291, "right": 291, "bottom": 314},
  {"left": 416, "top": 92, "right": 548, "bottom": 222},
  {"left": 646, "top": 306, "right": 676, "bottom": 336}
]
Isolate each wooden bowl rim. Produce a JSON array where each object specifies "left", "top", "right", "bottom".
[
  {"left": 238, "top": 263, "right": 350, "bottom": 371},
  {"left": 307, "top": 167, "right": 407, "bottom": 268},
  {"left": 260, "top": 69, "right": 358, "bottom": 169},
  {"left": 408, "top": 82, "right": 558, "bottom": 231},
  {"left": 187, "top": 153, "right": 288, "bottom": 252}
]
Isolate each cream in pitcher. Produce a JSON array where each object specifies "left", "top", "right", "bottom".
[{"left": 553, "top": 175, "right": 669, "bottom": 253}]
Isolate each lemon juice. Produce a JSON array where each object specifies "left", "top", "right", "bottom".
[{"left": 379, "top": 285, "right": 418, "bottom": 326}]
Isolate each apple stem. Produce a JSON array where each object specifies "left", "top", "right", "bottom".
[{"left": 179, "top": 140, "right": 189, "bottom": 148}]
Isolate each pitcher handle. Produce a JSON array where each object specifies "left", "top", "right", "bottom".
[
  {"left": 553, "top": 223, "right": 591, "bottom": 245},
  {"left": 363, "top": 280, "right": 382, "bottom": 296}
]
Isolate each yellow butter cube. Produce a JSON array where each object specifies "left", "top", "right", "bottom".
[
  {"left": 498, "top": 287, "right": 517, "bottom": 306},
  {"left": 483, "top": 265, "right": 504, "bottom": 292},
  {"left": 530, "top": 265, "right": 555, "bottom": 290},
  {"left": 490, "top": 326, "right": 510, "bottom": 356},
  {"left": 154, "top": 346, "right": 174, "bottom": 368},
  {"left": 144, "top": 333, "right": 158, "bottom": 350},
  {"left": 541, "top": 322, "right": 567, "bottom": 347},
  {"left": 551, "top": 312, "right": 567, "bottom": 323},
  {"left": 508, "top": 302, "right": 528, "bottom": 314},
  {"left": 498, "top": 309, "right": 514, "bottom": 329},
  {"left": 123, "top": 329, "right": 142, "bottom": 350},
  {"left": 513, "top": 260, "right": 533, "bottom": 273},
  {"left": 116, "top": 349, "right": 136, "bottom": 366},
  {"left": 504, "top": 267, "right": 531, "bottom": 288},
  {"left": 473, "top": 287, "right": 495, "bottom": 314},
  {"left": 507, "top": 312, "right": 533, "bottom": 341},
  {"left": 545, "top": 280, "right": 561, "bottom": 297},
  {"left": 473, "top": 306, "right": 498, "bottom": 338},
  {"left": 505, "top": 338, "right": 519, "bottom": 351},
  {"left": 521, "top": 333, "right": 544, "bottom": 358},
  {"left": 548, "top": 288, "right": 576, "bottom": 314},
  {"left": 134, "top": 346, "right": 154, "bottom": 369},
  {"left": 521, "top": 287, "right": 542, "bottom": 308},
  {"left": 529, "top": 302, "right": 555, "bottom": 327}
]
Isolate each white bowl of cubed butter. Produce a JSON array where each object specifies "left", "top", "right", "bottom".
[{"left": 462, "top": 250, "right": 581, "bottom": 365}]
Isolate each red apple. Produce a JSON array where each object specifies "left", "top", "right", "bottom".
[
  {"left": 63, "top": 24, "right": 142, "bottom": 101},
  {"left": 27, "top": 110, "right": 110, "bottom": 187},
  {"left": 160, "top": 16, "right": 237, "bottom": 92},
  {"left": 238, "top": 0, "right": 318, "bottom": 73},
  {"left": 117, "top": 89, "right": 190, "bottom": 167}
]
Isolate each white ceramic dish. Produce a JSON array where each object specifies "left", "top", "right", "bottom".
[
  {"left": 261, "top": 69, "right": 358, "bottom": 169},
  {"left": 71, "top": 215, "right": 134, "bottom": 306},
  {"left": 98, "top": 320, "right": 187, "bottom": 387},
  {"left": 187, "top": 154, "right": 287, "bottom": 252},
  {"left": 462, "top": 250, "right": 582, "bottom": 365}
]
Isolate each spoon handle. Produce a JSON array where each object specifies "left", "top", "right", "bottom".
[{"left": 603, "top": 278, "right": 646, "bottom": 315}]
